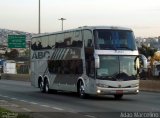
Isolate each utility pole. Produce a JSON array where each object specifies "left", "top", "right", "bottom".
[
  {"left": 59, "top": 18, "right": 66, "bottom": 31},
  {"left": 38, "top": 0, "right": 41, "bottom": 34}
]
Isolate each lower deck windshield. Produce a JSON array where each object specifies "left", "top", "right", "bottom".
[{"left": 97, "top": 56, "right": 137, "bottom": 80}]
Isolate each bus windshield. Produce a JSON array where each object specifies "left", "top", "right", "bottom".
[
  {"left": 94, "top": 29, "right": 136, "bottom": 50},
  {"left": 96, "top": 56, "right": 137, "bottom": 81}
]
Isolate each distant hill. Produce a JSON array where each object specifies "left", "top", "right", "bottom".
[{"left": 0, "top": 28, "right": 34, "bottom": 45}]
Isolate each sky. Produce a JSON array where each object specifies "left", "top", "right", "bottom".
[{"left": 0, "top": 0, "right": 160, "bottom": 37}]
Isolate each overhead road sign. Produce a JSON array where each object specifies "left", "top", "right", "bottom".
[{"left": 8, "top": 35, "right": 26, "bottom": 48}]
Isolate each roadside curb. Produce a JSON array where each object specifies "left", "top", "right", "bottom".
[
  {"left": 140, "top": 89, "right": 160, "bottom": 93},
  {"left": 140, "top": 80, "right": 160, "bottom": 92}
]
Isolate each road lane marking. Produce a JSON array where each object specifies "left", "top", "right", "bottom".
[
  {"left": 11, "top": 98, "right": 18, "bottom": 100},
  {"left": 51, "top": 107, "right": 64, "bottom": 111},
  {"left": 84, "top": 115, "right": 97, "bottom": 118},
  {"left": 0, "top": 100, "right": 7, "bottom": 102},
  {"left": 0, "top": 104, "right": 19, "bottom": 107},
  {"left": 1, "top": 95, "right": 9, "bottom": 98},
  {"left": 40, "top": 104, "right": 64, "bottom": 111},
  {"left": 22, "top": 108, "right": 32, "bottom": 112},
  {"left": 40, "top": 104, "right": 50, "bottom": 108},
  {"left": 29, "top": 102, "right": 38, "bottom": 105},
  {"left": 69, "top": 111, "right": 78, "bottom": 114},
  {"left": 11, "top": 104, "right": 19, "bottom": 107},
  {"left": 19, "top": 100, "right": 28, "bottom": 103}
]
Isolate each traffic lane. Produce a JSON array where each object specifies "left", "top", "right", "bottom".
[
  {"left": 0, "top": 80, "right": 160, "bottom": 112},
  {"left": 0, "top": 94, "right": 159, "bottom": 118},
  {"left": 1, "top": 92, "right": 159, "bottom": 113},
  {"left": 0, "top": 94, "right": 114, "bottom": 118},
  {"left": 0, "top": 96, "right": 144, "bottom": 118},
  {"left": 9, "top": 88, "right": 159, "bottom": 112},
  {"left": 35, "top": 91, "right": 160, "bottom": 112},
  {"left": 0, "top": 79, "right": 160, "bottom": 112}
]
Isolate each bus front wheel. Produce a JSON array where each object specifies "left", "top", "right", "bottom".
[
  {"left": 78, "top": 81, "right": 86, "bottom": 98},
  {"left": 39, "top": 80, "right": 45, "bottom": 93}
]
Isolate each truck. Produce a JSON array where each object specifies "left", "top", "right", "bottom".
[
  {"left": 3, "top": 60, "right": 17, "bottom": 74},
  {"left": 0, "top": 59, "right": 5, "bottom": 79},
  {"left": 152, "top": 61, "right": 160, "bottom": 77}
]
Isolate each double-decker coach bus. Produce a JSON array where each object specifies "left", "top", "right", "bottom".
[{"left": 30, "top": 26, "right": 146, "bottom": 99}]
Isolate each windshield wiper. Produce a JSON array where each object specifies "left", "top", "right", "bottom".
[
  {"left": 97, "top": 75, "right": 117, "bottom": 80},
  {"left": 97, "top": 75, "right": 107, "bottom": 79},
  {"left": 118, "top": 46, "right": 134, "bottom": 51}
]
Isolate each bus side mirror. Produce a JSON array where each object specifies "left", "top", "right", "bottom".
[
  {"left": 95, "top": 55, "right": 100, "bottom": 69},
  {"left": 139, "top": 54, "right": 147, "bottom": 72},
  {"left": 134, "top": 54, "right": 147, "bottom": 72}
]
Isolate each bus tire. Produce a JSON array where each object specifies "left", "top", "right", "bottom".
[
  {"left": 114, "top": 94, "right": 123, "bottom": 100},
  {"left": 44, "top": 79, "right": 50, "bottom": 93},
  {"left": 39, "top": 79, "right": 45, "bottom": 93},
  {"left": 78, "top": 80, "right": 86, "bottom": 99}
]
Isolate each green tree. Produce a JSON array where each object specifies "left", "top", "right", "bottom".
[{"left": 138, "top": 44, "right": 157, "bottom": 58}]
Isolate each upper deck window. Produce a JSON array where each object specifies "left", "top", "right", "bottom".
[{"left": 94, "top": 29, "right": 136, "bottom": 50}]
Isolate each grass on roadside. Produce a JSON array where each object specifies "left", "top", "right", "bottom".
[{"left": 0, "top": 107, "right": 32, "bottom": 118}]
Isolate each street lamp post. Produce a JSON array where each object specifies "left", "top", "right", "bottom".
[
  {"left": 38, "top": 0, "right": 41, "bottom": 34},
  {"left": 59, "top": 18, "right": 66, "bottom": 31}
]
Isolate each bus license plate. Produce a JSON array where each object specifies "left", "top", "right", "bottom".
[{"left": 116, "top": 90, "right": 123, "bottom": 94}]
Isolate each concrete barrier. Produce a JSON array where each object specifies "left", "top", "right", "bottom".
[{"left": 140, "top": 80, "right": 160, "bottom": 92}]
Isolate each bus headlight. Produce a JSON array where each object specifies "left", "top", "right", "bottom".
[{"left": 97, "top": 89, "right": 101, "bottom": 93}]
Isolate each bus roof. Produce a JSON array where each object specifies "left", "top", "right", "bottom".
[{"left": 32, "top": 26, "right": 133, "bottom": 38}]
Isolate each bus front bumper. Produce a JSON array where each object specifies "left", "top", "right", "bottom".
[{"left": 96, "top": 87, "right": 139, "bottom": 95}]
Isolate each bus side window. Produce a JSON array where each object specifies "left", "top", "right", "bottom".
[
  {"left": 87, "top": 39, "right": 93, "bottom": 47},
  {"left": 72, "top": 31, "right": 82, "bottom": 47},
  {"left": 48, "top": 60, "right": 53, "bottom": 73},
  {"left": 64, "top": 32, "right": 72, "bottom": 47},
  {"left": 49, "top": 35, "right": 56, "bottom": 48},
  {"left": 55, "top": 33, "right": 65, "bottom": 48},
  {"left": 83, "top": 30, "right": 95, "bottom": 77},
  {"left": 48, "top": 60, "right": 83, "bottom": 75},
  {"left": 37, "top": 41, "right": 42, "bottom": 50},
  {"left": 41, "top": 36, "right": 49, "bottom": 49},
  {"left": 31, "top": 38, "right": 37, "bottom": 50},
  {"left": 69, "top": 60, "right": 83, "bottom": 74},
  {"left": 31, "top": 37, "right": 42, "bottom": 50}
]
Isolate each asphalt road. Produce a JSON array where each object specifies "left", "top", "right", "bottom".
[{"left": 0, "top": 80, "right": 160, "bottom": 118}]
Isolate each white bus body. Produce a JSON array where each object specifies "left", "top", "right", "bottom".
[{"left": 30, "top": 26, "right": 140, "bottom": 99}]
